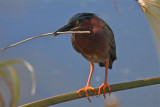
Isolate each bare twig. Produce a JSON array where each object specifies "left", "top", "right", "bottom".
[
  {"left": 1, "top": 33, "right": 54, "bottom": 50},
  {"left": 56, "top": 31, "right": 90, "bottom": 34},
  {"left": 19, "top": 77, "right": 160, "bottom": 107},
  {"left": 1, "top": 31, "right": 90, "bottom": 51}
]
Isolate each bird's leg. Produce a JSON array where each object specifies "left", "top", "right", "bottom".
[
  {"left": 98, "top": 60, "right": 111, "bottom": 99},
  {"left": 77, "top": 62, "right": 97, "bottom": 102}
]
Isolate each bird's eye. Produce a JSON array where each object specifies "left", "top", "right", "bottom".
[{"left": 75, "top": 21, "right": 79, "bottom": 25}]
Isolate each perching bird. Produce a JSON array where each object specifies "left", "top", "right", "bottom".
[
  {"left": 54, "top": 13, "right": 117, "bottom": 102},
  {"left": 1, "top": 13, "right": 117, "bottom": 102}
]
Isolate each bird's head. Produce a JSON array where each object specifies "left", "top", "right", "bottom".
[{"left": 54, "top": 13, "right": 96, "bottom": 35}]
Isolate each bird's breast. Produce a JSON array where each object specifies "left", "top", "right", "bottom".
[{"left": 72, "top": 30, "right": 110, "bottom": 63}]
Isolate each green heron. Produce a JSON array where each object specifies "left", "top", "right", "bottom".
[{"left": 55, "top": 13, "right": 117, "bottom": 102}]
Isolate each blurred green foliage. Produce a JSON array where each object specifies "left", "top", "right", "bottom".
[{"left": 0, "top": 59, "right": 36, "bottom": 107}]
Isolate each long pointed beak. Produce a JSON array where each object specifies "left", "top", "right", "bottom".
[
  {"left": 53, "top": 24, "right": 73, "bottom": 36},
  {"left": 53, "top": 24, "right": 90, "bottom": 37}
]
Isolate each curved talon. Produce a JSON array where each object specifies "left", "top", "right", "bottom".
[
  {"left": 77, "top": 86, "right": 97, "bottom": 102},
  {"left": 98, "top": 83, "right": 111, "bottom": 99}
]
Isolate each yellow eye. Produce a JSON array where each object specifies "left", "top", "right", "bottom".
[{"left": 75, "top": 21, "right": 79, "bottom": 25}]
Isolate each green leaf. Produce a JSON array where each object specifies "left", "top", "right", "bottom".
[
  {"left": 0, "top": 59, "right": 36, "bottom": 95},
  {"left": 0, "top": 69, "right": 15, "bottom": 100},
  {"left": 7, "top": 66, "right": 20, "bottom": 107},
  {"left": 0, "top": 70, "right": 10, "bottom": 78},
  {"left": 0, "top": 60, "right": 22, "bottom": 67},
  {"left": 0, "top": 69, "right": 14, "bottom": 107},
  {"left": 0, "top": 59, "right": 36, "bottom": 107}
]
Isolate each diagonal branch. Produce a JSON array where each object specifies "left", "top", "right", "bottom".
[{"left": 19, "top": 77, "right": 160, "bottom": 107}]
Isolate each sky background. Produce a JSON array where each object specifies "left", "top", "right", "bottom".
[{"left": 0, "top": 0, "right": 160, "bottom": 107}]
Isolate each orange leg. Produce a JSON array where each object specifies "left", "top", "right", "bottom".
[
  {"left": 98, "top": 60, "right": 111, "bottom": 99},
  {"left": 77, "top": 62, "right": 97, "bottom": 102}
]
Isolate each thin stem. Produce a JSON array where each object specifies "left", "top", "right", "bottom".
[
  {"left": 1, "top": 31, "right": 90, "bottom": 51},
  {"left": 1, "top": 33, "right": 54, "bottom": 50},
  {"left": 19, "top": 76, "right": 160, "bottom": 107},
  {"left": 56, "top": 31, "right": 90, "bottom": 34}
]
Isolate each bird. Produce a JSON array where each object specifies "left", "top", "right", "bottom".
[{"left": 54, "top": 13, "right": 117, "bottom": 102}]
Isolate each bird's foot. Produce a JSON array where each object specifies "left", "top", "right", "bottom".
[
  {"left": 77, "top": 85, "right": 97, "bottom": 102},
  {"left": 98, "top": 82, "right": 111, "bottom": 99}
]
